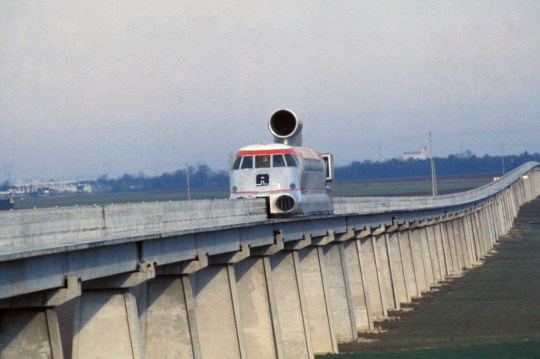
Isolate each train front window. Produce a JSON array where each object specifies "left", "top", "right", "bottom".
[
  {"left": 273, "top": 154, "right": 286, "bottom": 167},
  {"left": 231, "top": 156, "right": 242, "bottom": 170},
  {"left": 241, "top": 156, "right": 253, "bottom": 169},
  {"left": 285, "top": 154, "right": 298, "bottom": 167},
  {"left": 255, "top": 155, "right": 271, "bottom": 168}
]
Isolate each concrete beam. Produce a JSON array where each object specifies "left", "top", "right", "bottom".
[
  {"left": 386, "top": 218, "right": 399, "bottom": 233},
  {"left": 251, "top": 231, "right": 285, "bottom": 256},
  {"left": 156, "top": 251, "right": 209, "bottom": 275},
  {"left": 336, "top": 227, "right": 355, "bottom": 242},
  {"left": 312, "top": 230, "right": 336, "bottom": 246},
  {"left": 208, "top": 243, "right": 250, "bottom": 264},
  {"left": 0, "top": 275, "right": 81, "bottom": 309},
  {"left": 398, "top": 221, "right": 410, "bottom": 231},
  {"left": 372, "top": 224, "right": 386, "bottom": 236},
  {"left": 356, "top": 226, "right": 372, "bottom": 239},
  {"left": 284, "top": 233, "right": 312, "bottom": 251},
  {"left": 83, "top": 261, "right": 156, "bottom": 290}
]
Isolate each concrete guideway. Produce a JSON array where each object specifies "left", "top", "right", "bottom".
[{"left": 0, "top": 162, "right": 539, "bottom": 358}]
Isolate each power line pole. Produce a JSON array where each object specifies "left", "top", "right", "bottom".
[
  {"left": 185, "top": 163, "right": 191, "bottom": 200},
  {"left": 430, "top": 131, "right": 437, "bottom": 196},
  {"left": 501, "top": 143, "right": 505, "bottom": 175}
]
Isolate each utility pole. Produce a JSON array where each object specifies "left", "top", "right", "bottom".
[
  {"left": 185, "top": 163, "right": 191, "bottom": 200},
  {"left": 501, "top": 143, "right": 505, "bottom": 175},
  {"left": 430, "top": 132, "right": 437, "bottom": 196}
]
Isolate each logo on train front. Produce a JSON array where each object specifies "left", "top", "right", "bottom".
[{"left": 256, "top": 174, "right": 269, "bottom": 186}]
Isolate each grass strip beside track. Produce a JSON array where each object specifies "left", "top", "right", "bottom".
[{"left": 319, "top": 197, "right": 540, "bottom": 358}]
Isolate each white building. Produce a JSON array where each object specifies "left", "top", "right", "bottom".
[
  {"left": 403, "top": 146, "right": 427, "bottom": 160},
  {"left": 13, "top": 181, "right": 92, "bottom": 196}
]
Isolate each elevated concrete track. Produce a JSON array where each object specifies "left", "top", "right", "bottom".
[{"left": 1, "top": 162, "right": 539, "bottom": 358}]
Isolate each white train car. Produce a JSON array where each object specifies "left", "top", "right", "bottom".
[{"left": 229, "top": 109, "right": 334, "bottom": 216}]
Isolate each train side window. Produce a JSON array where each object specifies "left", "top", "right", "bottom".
[
  {"left": 231, "top": 156, "right": 242, "bottom": 170},
  {"left": 284, "top": 154, "right": 298, "bottom": 167},
  {"left": 273, "top": 154, "right": 286, "bottom": 167},
  {"left": 255, "top": 155, "right": 271, "bottom": 168},
  {"left": 241, "top": 156, "right": 253, "bottom": 169}
]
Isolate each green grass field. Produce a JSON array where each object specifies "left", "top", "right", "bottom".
[
  {"left": 318, "top": 198, "right": 540, "bottom": 358},
  {"left": 318, "top": 340, "right": 540, "bottom": 359}
]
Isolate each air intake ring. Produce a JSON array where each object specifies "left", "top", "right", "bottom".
[{"left": 275, "top": 195, "right": 296, "bottom": 213}]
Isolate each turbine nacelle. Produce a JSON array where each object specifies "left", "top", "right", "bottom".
[{"left": 268, "top": 109, "right": 303, "bottom": 147}]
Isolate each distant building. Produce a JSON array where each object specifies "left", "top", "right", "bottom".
[
  {"left": 12, "top": 181, "right": 92, "bottom": 196},
  {"left": 403, "top": 146, "right": 427, "bottom": 160}
]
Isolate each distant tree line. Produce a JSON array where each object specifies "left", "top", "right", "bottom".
[
  {"left": 335, "top": 151, "right": 540, "bottom": 181},
  {"left": 83, "top": 151, "right": 540, "bottom": 193},
  {"left": 7, "top": 151, "right": 535, "bottom": 197},
  {"left": 93, "top": 164, "right": 228, "bottom": 193}
]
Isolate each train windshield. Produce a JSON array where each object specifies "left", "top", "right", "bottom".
[
  {"left": 241, "top": 156, "right": 253, "bottom": 169},
  {"left": 231, "top": 153, "right": 298, "bottom": 170},
  {"left": 284, "top": 154, "right": 298, "bottom": 167},
  {"left": 273, "top": 154, "right": 286, "bottom": 167},
  {"left": 255, "top": 155, "right": 271, "bottom": 168}
]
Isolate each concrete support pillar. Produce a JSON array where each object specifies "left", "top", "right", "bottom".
[
  {"left": 0, "top": 308, "right": 64, "bottom": 358},
  {"left": 433, "top": 221, "right": 449, "bottom": 279},
  {"left": 322, "top": 243, "right": 357, "bottom": 343},
  {"left": 419, "top": 226, "right": 435, "bottom": 286},
  {"left": 440, "top": 221, "right": 455, "bottom": 275},
  {"left": 425, "top": 224, "right": 443, "bottom": 283},
  {"left": 486, "top": 205, "right": 497, "bottom": 249},
  {"left": 0, "top": 275, "right": 80, "bottom": 359},
  {"left": 447, "top": 221, "right": 461, "bottom": 275},
  {"left": 191, "top": 265, "right": 246, "bottom": 359},
  {"left": 385, "top": 232, "right": 408, "bottom": 306},
  {"left": 476, "top": 210, "right": 487, "bottom": 259},
  {"left": 495, "top": 201, "right": 505, "bottom": 236},
  {"left": 372, "top": 233, "right": 397, "bottom": 311},
  {"left": 137, "top": 276, "right": 200, "bottom": 359},
  {"left": 341, "top": 240, "right": 373, "bottom": 331},
  {"left": 235, "top": 257, "right": 284, "bottom": 359},
  {"left": 469, "top": 212, "right": 482, "bottom": 262},
  {"left": 408, "top": 228, "right": 429, "bottom": 293},
  {"left": 462, "top": 214, "right": 477, "bottom": 266},
  {"left": 298, "top": 246, "right": 338, "bottom": 354},
  {"left": 477, "top": 208, "right": 488, "bottom": 254},
  {"left": 269, "top": 251, "right": 314, "bottom": 359},
  {"left": 72, "top": 289, "right": 144, "bottom": 359},
  {"left": 482, "top": 206, "right": 493, "bottom": 253},
  {"left": 357, "top": 236, "right": 386, "bottom": 319},
  {"left": 490, "top": 203, "right": 501, "bottom": 242},
  {"left": 454, "top": 217, "right": 471, "bottom": 270},
  {"left": 510, "top": 187, "right": 519, "bottom": 221},
  {"left": 397, "top": 229, "right": 419, "bottom": 299},
  {"left": 503, "top": 191, "right": 514, "bottom": 233}
]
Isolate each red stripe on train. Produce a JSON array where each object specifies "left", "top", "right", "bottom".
[{"left": 235, "top": 148, "right": 299, "bottom": 156}]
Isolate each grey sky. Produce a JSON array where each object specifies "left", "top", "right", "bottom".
[{"left": 2, "top": 1, "right": 539, "bottom": 182}]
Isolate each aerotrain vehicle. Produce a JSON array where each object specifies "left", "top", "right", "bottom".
[{"left": 229, "top": 109, "right": 334, "bottom": 216}]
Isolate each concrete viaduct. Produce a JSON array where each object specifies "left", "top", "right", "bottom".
[{"left": 1, "top": 162, "right": 539, "bottom": 358}]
